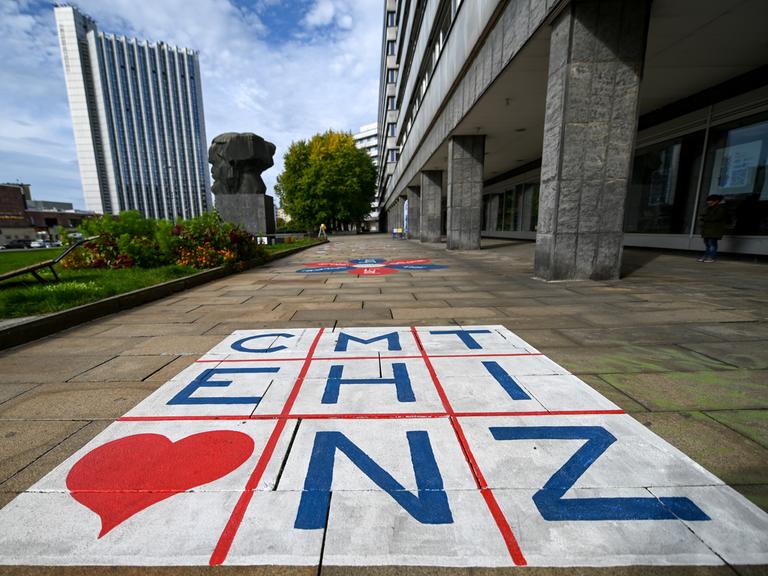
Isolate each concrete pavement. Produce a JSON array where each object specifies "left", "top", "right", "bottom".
[{"left": 0, "top": 234, "right": 766, "bottom": 574}]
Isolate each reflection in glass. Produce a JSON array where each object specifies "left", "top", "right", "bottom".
[
  {"left": 625, "top": 131, "right": 704, "bottom": 234},
  {"left": 701, "top": 116, "right": 768, "bottom": 235}
]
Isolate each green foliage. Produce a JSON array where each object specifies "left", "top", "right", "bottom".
[
  {"left": 0, "top": 248, "right": 60, "bottom": 275},
  {"left": 275, "top": 130, "right": 376, "bottom": 229},
  {"left": 62, "top": 210, "right": 267, "bottom": 271}
]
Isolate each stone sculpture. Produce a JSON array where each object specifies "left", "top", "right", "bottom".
[{"left": 208, "top": 132, "right": 276, "bottom": 236}]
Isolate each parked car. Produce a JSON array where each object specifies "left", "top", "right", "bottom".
[
  {"left": 29, "top": 240, "right": 46, "bottom": 248},
  {"left": 4, "top": 239, "right": 29, "bottom": 249}
]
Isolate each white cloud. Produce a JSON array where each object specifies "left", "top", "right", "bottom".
[{"left": 0, "top": 0, "right": 383, "bottom": 209}]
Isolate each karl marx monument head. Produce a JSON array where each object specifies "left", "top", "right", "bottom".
[{"left": 208, "top": 132, "right": 276, "bottom": 196}]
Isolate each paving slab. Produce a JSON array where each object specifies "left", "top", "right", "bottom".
[
  {"left": 638, "top": 411, "right": 768, "bottom": 485},
  {"left": 702, "top": 410, "right": 768, "bottom": 449},
  {"left": 0, "top": 354, "right": 114, "bottom": 384},
  {"left": 0, "top": 381, "right": 160, "bottom": 420},
  {"left": 70, "top": 355, "right": 176, "bottom": 382},
  {"left": 679, "top": 341, "right": 768, "bottom": 370},
  {"left": 602, "top": 370, "right": 768, "bottom": 411},
  {"left": 0, "top": 236, "right": 766, "bottom": 573},
  {"left": 544, "top": 345, "right": 735, "bottom": 375},
  {"left": 0, "top": 420, "right": 85, "bottom": 483}
]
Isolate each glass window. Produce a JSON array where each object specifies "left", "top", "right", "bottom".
[
  {"left": 387, "top": 68, "right": 397, "bottom": 83},
  {"left": 387, "top": 123, "right": 396, "bottom": 137},
  {"left": 699, "top": 114, "right": 768, "bottom": 235},
  {"left": 386, "top": 40, "right": 395, "bottom": 55},
  {"left": 625, "top": 131, "right": 705, "bottom": 234},
  {"left": 387, "top": 96, "right": 396, "bottom": 110},
  {"left": 387, "top": 149, "right": 397, "bottom": 163},
  {"left": 386, "top": 11, "right": 396, "bottom": 27}
]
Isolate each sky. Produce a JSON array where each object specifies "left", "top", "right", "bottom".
[{"left": 0, "top": 0, "right": 383, "bottom": 209}]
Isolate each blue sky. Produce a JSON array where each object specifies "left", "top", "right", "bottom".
[{"left": 0, "top": 0, "right": 382, "bottom": 209}]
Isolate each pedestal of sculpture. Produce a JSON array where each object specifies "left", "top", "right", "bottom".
[
  {"left": 215, "top": 193, "right": 275, "bottom": 236},
  {"left": 208, "top": 132, "right": 276, "bottom": 237}
]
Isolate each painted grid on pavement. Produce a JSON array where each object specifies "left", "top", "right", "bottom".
[{"left": 0, "top": 326, "right": 766, "bottom": 568}]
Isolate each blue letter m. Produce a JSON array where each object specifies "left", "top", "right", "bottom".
[
  {"left": 335, "top": 331, "right": 401, "bottom": 351},
  {"left": 294, "top": 430, "right": 453, "bottom": 529}
]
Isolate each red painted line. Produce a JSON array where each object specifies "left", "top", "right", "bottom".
[
  {"left": 118, "top": 415, "right": 253, "bottom": 422},
  {"left": 454, "top": 409, "right": 625, "bottom": 418},
  {"left": 197, "top": 352, "right": 543, "bottom": 364},
  {"left": 428, "top": 352, "right": 543, "bottom": 358},
  {"left": 410, "top": 327, "right": 527, "bottom": 566},
  {"left": 197, "top": 357, "right": 306, "bottom": 363},
  {"left": 286, "top": 411, "right": 447, "bottom": 420},
  {"left": 119, "top": 410, "right": 625, "bottom": 423},
  {"left": 209, "top": 327, "right": 325, "bottom": 566},
  {"left": 198, "top": 354, "right": 424, "bottom": 363}
]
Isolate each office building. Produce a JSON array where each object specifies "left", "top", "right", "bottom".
[
  {"left": 354, "top": 122, "right": 381, "bottom": 230},
  {"left": 54, "top": 4, "right": 211, "bottom": 220},
  {"left": 377, "top": 0, "right": 768, "bottom": 279},
  {"left": 354, "top": 122, "right": 379, "bottom": 166}
]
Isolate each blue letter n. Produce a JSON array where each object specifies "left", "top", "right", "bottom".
[{"left": 294, "top": 430, "right": 453, "bottom": 529}]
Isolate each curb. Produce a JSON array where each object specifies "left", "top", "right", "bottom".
[{"left": 0, "top": 240, "right": 327, "bottom": 352}]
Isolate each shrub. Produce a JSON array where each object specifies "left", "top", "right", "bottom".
[{"left": 63, "top": 210, "right": 266, "bottom": 271}]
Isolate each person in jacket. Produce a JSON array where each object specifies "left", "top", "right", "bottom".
[{"left": 699, "top": 195, "right": 729, "bottom": 262}]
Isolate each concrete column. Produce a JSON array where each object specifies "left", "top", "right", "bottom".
[
  {"left": 447, "top": 135, "right": 485, "bottom": 250},
  {"left": 420, "top": 170, "right": 442, "bottom": 243},
  {"left": 407, "top": 186, "right": 420, "bottom": 238},
  {"left": 535, "top": 0, "right": 649, "bottom": 280}
]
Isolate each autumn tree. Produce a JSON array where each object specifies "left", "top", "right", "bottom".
[{"left": 275, "top": 130, "right": 376, "bottom": 231}]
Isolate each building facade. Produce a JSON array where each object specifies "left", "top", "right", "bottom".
[
  {"left": 353, "top": 122, "right": 379, "bottom": 166},
  {"left": 354, "top": 122, "right": 381, "bottom": 231},
  {"left": 377, "top": 0, "right": 768, "bottom": 279},
  {"left": 54, "top": 4, "right": 211, "bottom": 221},
  {"left": 0, "top": 184, "right": 94, "bottom": 246}
]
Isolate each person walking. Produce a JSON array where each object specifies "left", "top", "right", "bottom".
[
  {"left": 698, "top": 194, "right": 729, "bottom": 262},
  {"left": 318, "top": 222, "right": 327, "bottom": 239}
]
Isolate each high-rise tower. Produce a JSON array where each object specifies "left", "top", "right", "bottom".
[{"left": 54, "top": 4, "right": 211, "bottom": 219}]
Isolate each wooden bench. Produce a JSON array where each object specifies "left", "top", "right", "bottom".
[{"left": 0, "top": 236, "right": 98, "bottom": 285}]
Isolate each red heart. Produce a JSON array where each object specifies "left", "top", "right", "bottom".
[{"left": 66, "top": 431, "right": 254, "bottom": 538}]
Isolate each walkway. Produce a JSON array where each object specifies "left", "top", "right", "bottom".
[{"left": 0, "top": 234, "right": 766, "bottom": 573}]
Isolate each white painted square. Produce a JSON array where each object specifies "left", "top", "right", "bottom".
[
  {"left": 314, "top": 327, "right": 420, "bottom": 358},
  {"left": 0, "top": 490, "right": 242, "bottom": 566},
  {"left": 440, "top": 371, "right": 618, "bottom": 414},
  {"left": 414, "top": 325, "right": 538, "bottom": 355},
  {"left": 430, "top": 355, "right": 568, "bottom": 395},
  {"left": 492, "top": 488, "right": 723, "bottom": 566},
  {"left": 512, "top": 374, "right": 620, "bottom": 412},
  {"left": 322, "top": 490, "right": 515, "bottom": 567},
  {"left": 0, "top": 419, "right": 298, "bottom": 565},
  {"left": 199, "top": 328, "right": 319, "bottom": 361},
  {"left": 295, "top": 358, "right": 444, "bottom": 415},
  {"left": 225, "top": 491, "right": 323, "bottom": 566},
  {"left": 459, "top": 415, "right": 722, "bottom": 490},
  {"left": 125, "top": 360, "right": 304, "bottom": 418},
  {"left": 649, "top": 485, "right": 768, "bottom": 565},
  {"left": 276, "top": 418, "right": 476, "bottom": 491},
  {"left": 31, "top": 419, "right": 297, "bottom": 492}
]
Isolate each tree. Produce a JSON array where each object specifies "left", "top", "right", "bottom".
[{"left": 275, "top": 130, "right": 376, "bottom": 230}]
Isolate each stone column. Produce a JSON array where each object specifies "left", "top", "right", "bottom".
[
  {"left": 447, "top": 135, "right": 485, "bottom": 250},
  {"left": 407, "top": 186, "right": 421, "bottom": 239},
  {"left": 535, "top": 0, "right": 650, "bottom": 280},
  {"left": 420, "top": 170, "right": 443, "bottom": 242}
]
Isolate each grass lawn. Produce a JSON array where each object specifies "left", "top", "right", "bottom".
[
  {"left": 0, "top": 265, "right": 195, "bottom": 318},
  {"left": 0, "top": 239, "right": 324, "bottom": 319},
  {"left": 263, "top": 238, "right": 323, "bottom": 254},
  {"left": 0, "top": 248, "right": 61, "bottom": 275}
]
